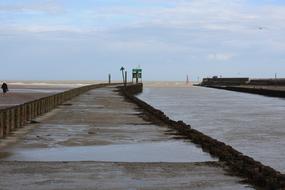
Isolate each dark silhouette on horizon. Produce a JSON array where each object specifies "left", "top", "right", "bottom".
[{"left": 1, "top": 82, "right": 8, "bottom": 94}]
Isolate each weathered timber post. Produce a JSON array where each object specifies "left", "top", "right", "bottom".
[
  {"left": 49, "top": 98, "right": 52, "bottom": 110},
  {"left": 46, "top": 99, "right": 49, "bottom": 113},
  {"left": 4, "top": 110, "right": 10, "bottom": 136},
  {"left": 10, "top": 108, "right": 15, "bottom": 131},
  {"left": 0, "top": 111, "right": 4, "bottom": 138},
  {"left": 32, "top": 102, "right": 36, "bottom": 119},
  {"left": 27, "top": 104, "right": 32, "bottom": 121},
  {"left": 37, "top": 101, "right": 41, "bottom": 116},
  {"left": 26, "top": 104, "right": 30, "bottom": 121},
  {"left": 48, "top": 97, "right": 52, "bottom": 111},
  {"left": 39, "top": 100, "right": 43, "bottom": 114},
  {"left": 15, "top": 107, "right": 21, "bottom": 128},
  {"left": 52, "top": 96, "right": 55, "bottom": 109},
  {"left": 34, "top": 101, "right": 38, "bottom": 116},
  {"left": 20, "top": 105, "right": 24, "bottom": 127},
  {"left": 23, "top": 104, "right": 27, "bottom": 125}
]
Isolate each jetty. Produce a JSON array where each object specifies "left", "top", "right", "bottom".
[
  {"left": 199, "top": 77, "right": 285, "bottom": 98},
  {"left": 0, "top": 83, "right": 285, "bottom": 189}
]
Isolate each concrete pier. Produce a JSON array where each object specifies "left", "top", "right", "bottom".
[
  {"left": 199, "top": 77, "right": 285, "bottom": 98},
  {"left": 0, "top": 85, "right": 252, "bottom": 190}
]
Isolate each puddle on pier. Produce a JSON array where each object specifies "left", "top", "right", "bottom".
[{"left": 1, "top": 141, "right": 216, "bottom": 162}]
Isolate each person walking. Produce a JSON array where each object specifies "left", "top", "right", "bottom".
[{"left": 1, "top": 82, "right": 8, "bottom": 95}]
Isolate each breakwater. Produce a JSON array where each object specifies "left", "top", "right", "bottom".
[
  {"left": 201, "top": 77, "right": 249, "bottom": 86},
  {"left": 0, "top": 83, "right": 109, "bottom": 139},
  {"left": 201, "top": 77, "right": 285, "bottom": 86},
  {"left": 122, "top": 85, "right": 285, "bottom": 189},
  {"left": 204, "top": 85, "right": 285, "bottom": 98}
]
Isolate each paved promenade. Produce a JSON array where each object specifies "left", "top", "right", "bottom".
[{"left": 0, "top": 85, "right": 253, "bottom": 190}]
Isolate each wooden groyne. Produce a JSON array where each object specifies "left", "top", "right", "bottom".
[
  {"left": 0, "top": 83, "right": 109, "bottom": 138},
  {"left": 122, "top": 84, "right": 285, "bottom": 189}
]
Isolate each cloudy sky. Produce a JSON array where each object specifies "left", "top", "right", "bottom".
[{"left": 1, "top": 0, "right": 285, "bottom": 81}]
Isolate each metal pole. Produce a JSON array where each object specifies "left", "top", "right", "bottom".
[
  {"left": 136, "top": 71, "right": 139, "bottom": 84},
  {"left": 124, "top": 71, "right": 127, "bottom": 87}
]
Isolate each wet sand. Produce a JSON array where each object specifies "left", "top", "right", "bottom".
[
  {"left": 0, "top": 92, "right": 54, "bottom": 109},
  {"left": 0, "top": 83, "right": 71, "bottom": 109},
  {"left": 0, "top": 85, "right": 253, "bottom": 189}
]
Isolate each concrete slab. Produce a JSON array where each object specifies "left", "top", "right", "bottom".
[{"left": 0, "top": 161, "right": 253, "bottom": 190}]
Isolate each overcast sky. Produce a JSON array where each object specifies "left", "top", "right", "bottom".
[{"left": 1, "top": 0, "right": 285, "bottom": 81}]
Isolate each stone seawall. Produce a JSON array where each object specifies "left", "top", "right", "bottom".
[
  {"left": 0, "top": 83, "right": 109, "bottom": 139},
  {"left": 123, "top": 83, "right": 143, "bottom": 94},
  {"left": 205, "top": 85, "right": 285, "bottom": 98},
  {"left": 122, "top": 85, "right": 285, "bottom": 189}
]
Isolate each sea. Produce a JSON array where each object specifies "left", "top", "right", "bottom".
[{"left": 138, "top": 85, "right": 285, "bottom": 174}]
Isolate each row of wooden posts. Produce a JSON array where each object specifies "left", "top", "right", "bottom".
[{"left": 0, "top": 83, "right": 107, "bottom": 138}]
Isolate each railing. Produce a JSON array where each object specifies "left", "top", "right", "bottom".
[{"left": 0, "top": 83, "right": 108, "bottom": 138}]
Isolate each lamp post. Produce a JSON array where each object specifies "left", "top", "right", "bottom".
[{"left": 120, "top": 67, "right": 125, "bottom": 83}]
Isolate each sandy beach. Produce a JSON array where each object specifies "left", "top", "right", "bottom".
[{"left": 0, "top": 81, "right": 102, "bottom": 109}]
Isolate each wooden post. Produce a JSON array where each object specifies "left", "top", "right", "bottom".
[
  {"left": 23, "top": 104, "right": 27, "bottom": 125},
  {"left": 10, "top": 108, "right": 15, "bottom": 131},
  {"left": 34, "top": 102, "right": 38, "bottom": 118},
  {"left": 37, "top": 101, "right": 41, "bottom": 116},
  {"left": 39, "top": 100, "right": 42, "bottom": 114},
  {"left": 4, "top": 110, "right": 10, "bottom": 136},
  {"left": 46, "top": 99, "right": 49, "bottom": 113},
  {"left": 27, "top": 104, "right": 32, "bottom": 121},
  {"left": 20, "top": 105, "right": 24, "bottom": 127},
  {"left": 0, "top": 111, "right": 4, "bottom": 138},
  {"left": 15, "top": 107, "right": 21, "bottom": 128},
  {"left": 108, "top": 74, "right": 111, "bottom": 84},
  {"left": 25, "top": 104, "right": 29, "bottom": 121},
  {"left": 31, "top": 102, "right": 35, "bottom": 119}
]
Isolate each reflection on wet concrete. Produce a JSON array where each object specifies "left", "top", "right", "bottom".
[
  {"left": 0, "top": 87, "right": 215, "bottom": 163},
  {"left": 2, "top": 141, "right": 215, "bottom": 162},
  {"left": 138, "top": 87, "right": 285, "bottom": 173},
  {"left": 0, "top": 162, "right": 254, "bottom": 190}
]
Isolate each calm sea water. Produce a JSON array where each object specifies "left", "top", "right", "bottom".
[{"left": 138, "top": 86, "right": 285, "bottom": 173}]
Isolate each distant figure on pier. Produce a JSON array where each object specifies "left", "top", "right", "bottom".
[{"left": 1, "top": 82, "right": 8, "bottom": 95}]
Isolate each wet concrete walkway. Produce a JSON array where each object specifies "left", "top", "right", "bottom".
[{"left": 0, "top": 85, "right": 253, "bottom": 189}]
